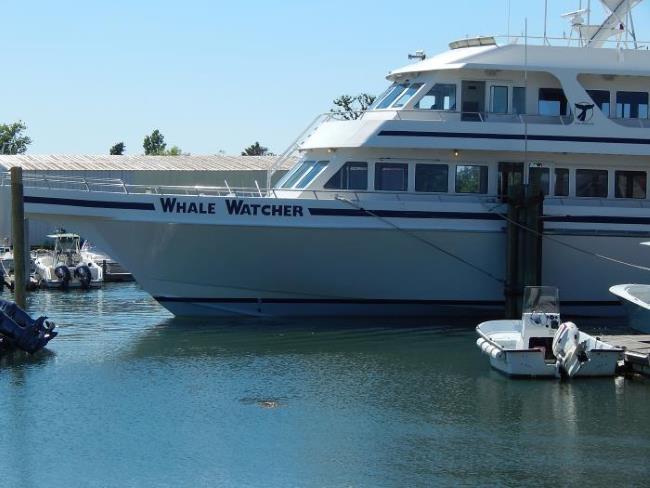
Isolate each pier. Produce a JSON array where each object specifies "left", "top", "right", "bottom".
[{"left": 601, "top": 334, "right": 650, "bottom": 377}]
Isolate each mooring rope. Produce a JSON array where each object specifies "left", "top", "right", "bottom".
[
  {"left": 480, "top": 200, "right": 650, "bottom": 273},
  {"left": 335, "top": 196, "right": 505, "bottom": 284}
]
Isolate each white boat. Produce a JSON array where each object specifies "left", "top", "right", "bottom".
[
  {"left": 609, "top": 242, "right": 650, "bottom": 332},
  {"left": 11, "top": 1, "right": 650, "bottom": 316},
  {"left": 476, "top": 286, "right": 623, "bottom": 378},
  {"left": 0, "top": 247, "right": 40, "bottom": 290},
  {"left": 80, "top": 241, "right": 133, "bottom": 282},
  {"left": 33, "top": 233, "right": 103, "bottom": 289}
]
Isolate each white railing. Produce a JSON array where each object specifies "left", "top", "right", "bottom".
[{"left": 488, "top": 34, "right": 650, "bottom": 50}]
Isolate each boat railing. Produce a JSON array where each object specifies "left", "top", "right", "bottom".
[
  {"left": 486, "top": 34, "right": 650, "bottom": 50},
  {"left": 0, "top": 171, "right": 507, "bottom": 203}
]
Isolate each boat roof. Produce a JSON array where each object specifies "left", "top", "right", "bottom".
[{"left": 387, "top": 42, "right": 650, "bottom": 80}]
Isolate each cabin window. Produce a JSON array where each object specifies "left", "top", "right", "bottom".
[
  {"left": 529, "top": 167, "right": 550, "bottom": 196},
  {"left": 455, "top": 165, "right": 488, "bottom": 194},
  {"left": 513, "top": 87, "right": 526, "bottom": 114},
  {"left": 392, "top": 83, "right": 424, "bottom": 108},
  {"left": 489, "top": 86, "right": 508, "bottom": 114},
  {"left": 538, "top": 88, "right": 568, "bottom": 116},
  {"left": 324, "top": 162, "right": 368, "bottom": 190},
  {"left": 587, "top": 90, "right": 611, "bottom": 117},
  {"left": 415, "top": 84, "right": 456, "bottom": 110},
  {"left": 554, "top": 168, "right": 569, "bottom": 196},
  {"left": 279, "top": 161, "right": 316, "bottom": 188},
  {"left": 279, "top": 160, "right": 328, "bottom": 189},
  {"left": 374, "top": 163, "right": 408, "bottom": 191},
  {"left": 376, "top": 83, "right": 410, "bottom": 109},
  {"left": 576, "top": 169, "right": 608, "bottom": 198},
  {"left": 616, "top": 91, "right": 648, "bottom": 119},
  {"left": 415, "top": 164, "right": 448, "bottom": 192},
  {"left": 294, "top": 161, "right": 329, "bottom": 189},
  {"left": 615, "top": 170, "right": 646, "bottom": 199}
]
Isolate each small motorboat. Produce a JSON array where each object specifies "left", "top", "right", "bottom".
[
  {"left": 609, "top": 242, "right": 650, "bottom": 333},
  {"left": 0, "top": 298, "right": 57, "bottom": 354},
  {"left": 33, "top": 233, "right": 103, "bottom": 289},
  {"left": 0, "top": 247, "right": 40, "bottom": 291},
  {"left": 80, "top": 241, "right": 133, "bottom": 282},
  {"left": 476, "top": 286, "right": 623, "bottom": 378}
]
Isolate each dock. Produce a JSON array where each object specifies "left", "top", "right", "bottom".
[{"left": 601, "top": 335, "right": 650, "bottom": 377}]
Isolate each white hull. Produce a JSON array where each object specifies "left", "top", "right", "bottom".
[
  {"left": 22, "top": 189, "right": 650, "bottom": 317},
  {"left": 610, "top": 284, "right": 650, "bottom": 333}
]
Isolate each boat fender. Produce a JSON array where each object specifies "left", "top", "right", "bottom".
[
  {"left": 54, "top": 265, "right": 71, "bottom": 289},
  {"left": 476, "top": 338, "right": 486, "bottom": 349},
  {"left": 74, "top": 265, "right": 92, "bottom": 289}
]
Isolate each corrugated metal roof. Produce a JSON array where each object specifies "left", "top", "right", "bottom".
[{"left": 0, "top": 154, "right": 296, "bottom": 172}]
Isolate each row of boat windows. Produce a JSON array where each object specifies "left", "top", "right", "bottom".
[
  {"left": 281, "top": 160, "right": 648, "bottom": 199},
  {"left": 374, "top": 82, "right": 650, "bottom": 119}
]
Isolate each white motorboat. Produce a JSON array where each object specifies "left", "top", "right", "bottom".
[
  {"left": 9, "top": 1, "right": 650, "bottom": 317},
  {"left": 476, "top": 286, "right": 623, "bottom": 378},
  {"left": 33, "top": 233, "right": 103, "bottom": 289},
  {"left": 0, "top": 247, "right": 40, "bottom": 290},
  {"left": 609, "top": 242, "right": 650, "bottom": 333},
  {"left": 80, "top": 241, "right": 133, "bottom": 282}
]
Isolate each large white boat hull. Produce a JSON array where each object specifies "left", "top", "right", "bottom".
[{"left": 22, "top": 189, "right": 650, "bottom": 317}]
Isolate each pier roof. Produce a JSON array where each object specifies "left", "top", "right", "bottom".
[{"left": 0, "top": 154, "right": 295, "bottom": 172}]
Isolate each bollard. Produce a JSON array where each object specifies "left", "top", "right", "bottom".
[{"left": 10, "top": 167, "right": 26, "bottom": 308}]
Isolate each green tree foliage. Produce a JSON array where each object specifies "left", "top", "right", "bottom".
[
  {"left": 330, "top": 93, "right": 376, "bottom": 120},
  {"left": 241, "top": 141, "right": 270, "bottom": 156},
  {"left": 0, "top": 121, "right": 32, "bottom": 154},
  {"left": 109, "top": 142, "right": 125, "bottom": 155},
  {"left": 143, "top": 129, "right": 167, "bottom": 155},
  {"left": 163, "top": 146, "right": 186, "bottom": 156}
]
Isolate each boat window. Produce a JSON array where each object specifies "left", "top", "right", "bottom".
[
  {"left": 415, "top": 84, "right": 457, "bottom": 110},
  {"left": 415, "top": 164, "right": 448, "bottom": 192},
  {"left": 587, "top": 90, "right": 611, "bottom": 117},
  {"left": 376, "top": 83, "right": 410, "bottom": 109},
  {"left": 294, "top": 161, "right": 329, "bottom": 189},
  {"left": 615, "top": 170, "right": 646, "bottom": 199},
  {"left": 513, "top": 87, "right": 526, "bottom": 114},
  {"left": 616, "top": 91, "right": 648, "bottom": 119},
  {"left": 554, "top": 168, "right": 569, "bottom": 196},
  {"left": 392, "top": 83, "right": 424, "bottom": 108},
  {"left": 455, "top": 165, "right": 488, "bottom": 194},
  {"left": 529, "top": 167, "right": 550, "bottom": 196},
  {"left": 538, "top": 88, "right": 567, "bottom": 116},
  {"left": 278, "top": 161, "right": 316, "bottom": 189},
  {"left": 375, "top": 163, "right": 408, "bottom": 191},
  {"left": 369, "top": 84, "right": 396, "bottom": 110},
  {"left": 576, "top": 169, "right": 608, "bottom": 198},
  {"left": 489, "top": 86, "right": 508, "bottom": 114},
  {"left": 324, "top": 162, "right": 368, "bottom": 190}
]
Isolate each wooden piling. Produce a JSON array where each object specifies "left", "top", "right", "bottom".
[
  {"left": 10, "top": 166, "right": 26, "bottom": 308},
  {"left": 504, "top": 171, "right": 545, "bottom": 319}
]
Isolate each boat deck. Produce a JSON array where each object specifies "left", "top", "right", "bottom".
[{"left": 601, "top": 335, "right": 650, "bottom": 377}]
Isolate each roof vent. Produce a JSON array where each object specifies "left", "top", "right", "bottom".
[{"left": 449, "top": 36, "right": 497, "bottom": 50}]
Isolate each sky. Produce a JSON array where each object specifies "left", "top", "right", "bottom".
[{"left": 2, "top": 0, "right": 650, "bottom": 156}]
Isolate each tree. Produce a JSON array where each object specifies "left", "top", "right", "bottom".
[
  {"left": 241, "top": 141, "right": 270, "bottom": 156},
  {"left": 163, "top": 146, "right": 185, "bottom": 156},
  {"left": 143, "top": 129, "right": 166, "bottom": 155},
  {"left": 330, "top": 93, "right": 376, "bottom": 120},
  {"left": 0, "top": 121, "right": 32, "bottom": 154},
  {"left": 109, "top": 142, "right": 125, "bottom": 155}
]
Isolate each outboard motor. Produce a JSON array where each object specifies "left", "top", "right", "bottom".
[
  {"left": 0, "top": 299, "right": 57, "bottom": 354},
  {"left": 74, "top": 265, "right": 92, "bottom": 289},
  {"left": 54, "top": 264, "right": 71, "bottom": 289}
]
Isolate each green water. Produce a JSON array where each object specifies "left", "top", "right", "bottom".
[{"left": 1, "top": 284, "right": 649, "bottom": 487}]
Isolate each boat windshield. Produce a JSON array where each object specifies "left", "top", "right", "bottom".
[
  {"left": 56, "top": 237, "right": 79, "bottom": 253},
  {"left": 523, "top": 286, "right": 560, "bottom": 313}
]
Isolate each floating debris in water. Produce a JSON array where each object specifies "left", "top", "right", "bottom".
[{"left": 239, "top": 397, "right": 282, "bottom": 409}]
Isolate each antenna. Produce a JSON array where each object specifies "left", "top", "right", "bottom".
[{"left": 544, "top": 0, "right": 549, "bottom": 45}]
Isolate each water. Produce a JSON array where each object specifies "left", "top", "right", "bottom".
[{"left": 1, "top": 284, "right": 650, "bottom": 487}]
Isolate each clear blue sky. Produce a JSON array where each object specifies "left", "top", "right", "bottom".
[{"left": 3, "top": 0, "right": 649, "bottom": 155}]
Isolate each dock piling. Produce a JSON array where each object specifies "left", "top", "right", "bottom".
[{"left": 10, "top": 167, "right": 26, "bottom": 308}]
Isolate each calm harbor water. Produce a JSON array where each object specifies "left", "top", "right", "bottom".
[{"left": 1, "top": 284, "right": 650, "bottom": 487}]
